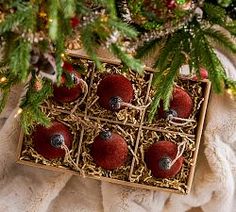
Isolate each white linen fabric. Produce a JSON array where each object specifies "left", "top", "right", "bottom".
[{"left": 0, "top": 51, "right": 235, "bottom": 212}]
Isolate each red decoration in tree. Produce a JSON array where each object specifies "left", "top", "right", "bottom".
[
  {"left": 70, "top": 16, "right": 80, "bottom": 28},
  {"left": 62, "top": 61, "right": 74, "bottom": 73},
  {"left": 166, "top": 0, "right": 177, "bottom": 9},
  {"left": 192, "top": 68, "right": 208, "bottom": 81}
]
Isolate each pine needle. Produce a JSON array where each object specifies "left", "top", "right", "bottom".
[
  {"left": 148, "top": 43, "right": 185, "bottom": 122},
  {"left": 136, "top": 39, "right": 162, "bottom": 59},
  {"left": 199, "top": 35, "right": 225, "bottom": 93},
  {"left": 203, "top": 3, "right": 227, "bottom": 26},
  {"left": 20, "top": 79, "right": 53, "bottom": 134},
  {"left": 108, "top": 19, "right": 138, "bottom": 38},
  {"left": 9, "top": 39, "right": 31, "bottom": 82},
  {"left": 204, "top": 27, "right": 236, "bottom": 54},
  {"left": 110, "top": 43, "right": 144, "bottom": 74}
]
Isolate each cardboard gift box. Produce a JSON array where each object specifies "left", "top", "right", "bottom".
[{"left": 16, "top": 53, "right": 211, "bottom": 195}]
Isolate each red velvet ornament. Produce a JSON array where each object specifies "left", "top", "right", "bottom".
[
  {"left": 70, "top": 16, "right": 80, "bottom": 28},
  {"left": 97, "top": 74, "right": 134, "bottom": 111},
  {"left": 166, "top": 0, "right": 177, "bottom": 9},
  {"left": 62, "top": 61, "right": 74, "bottom": 73},
  {"left": 192, "top": 68, "right": 208, "bottom": 81},
  {"left": 159, "top": 87, "right": 193, "bottom": 119},
  {"left": 91, "top": 131, "right": 128, "bottom": 170},
  {"left": 32, "top": 121, "right": 73, "bottom": 160},
  {"left": 145, "top": 141, "right": 184, "bottom": 178},
  {"left": 53, "top": 68, "right": 82, "bottom": 103}
]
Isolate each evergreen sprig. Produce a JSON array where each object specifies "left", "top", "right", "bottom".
[
  {"left": 20, "top": 78, "right": 53, "bottom": 134},
  {"left": 61, "top": 0, "right": 76, "bottom": 18},
  {"left": 198, "top": 34, "right": 225, "bottom": 93},
  {"left": 0, "top": 89, "right": 9, "bottom": 113},
  {"left": 80, "top": 20, "right": 101, "bottom": 68},
  {"left": 225, "top": 21, "right": 236, "bottom": 36},
  {"left": 148, "top": 32, "right": 186, "bottom": 121},
  {"left": 108, "top": 19, "right": 138, "bottom": 38},
  {"left": 110, "top": 43, "right": 143, "bottom": 74},
  {"left": 204, "top": 28, "right": 236, "bottom": 54},
  {"left": 136, "top": 39, "right": 162, "bottom": 59},
  {"left": 0, "top": 2, "right": 37, "bottom": 34},
  {"left": 203, "top": 3, "right": 227, "bottom": 26},
  {"left": 9, "top": 38, "right": 31, "bottom": 82},
  {"left": 153, "top": 33, "right": 184, "bottom": 75}
]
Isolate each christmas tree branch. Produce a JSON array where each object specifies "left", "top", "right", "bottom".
[
  {"left": 108, "top": 19, "right": 138, "bottom": 38},
  {"left": 148, "top": 47, "right": 185, "bottom": 121},
  {"left": 148, "top": 31, "right": 186, "bottom": 121},
  {"left": 153, "top": 33, "right": 184, "bottom": 81},
  {"left": 199, "top": 33, "right": 225, "bottom": 93},
  {"left": 20, "top": 78, "right": 53, "bottom": 134},
  {"left": 80, "top": 20, "right": 101, "bottom": 69},
  {"left": 110, "top": 43, "right": 143, "bottom": 74},
  {"left": 203, "top": 3, "right": 227, "bottom": 26},
  {"left": 135, "top": 39, "right": 162, "bottom": 59},
  {"left": 204, "top": 27, "right": 236, "bottom": 55},
  {"left": 61, "top": 0, "right": 76, "bottom": 18},
  {"left": 9, "top": 38, "right": 31, "bottom": 82}
]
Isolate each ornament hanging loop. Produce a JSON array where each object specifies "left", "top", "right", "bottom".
[
  {"left": 71, "top": 78, "right": 88, "bottom": 113},
  {"left": 170, "top": 139, "right": 187, "bottom": 168},
  {"left": 167, "top": 114, "right": 196, "bottom": 126},
  {"left": 60, "top": 142, "right": 80, "bottom": 171}
]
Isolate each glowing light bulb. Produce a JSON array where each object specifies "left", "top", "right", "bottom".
[
  {"left": 0, "top": 77, "right": 7, "bottom": 83},
  {"left": 14, "top": 108, "right": 23, "bottom": 118}
]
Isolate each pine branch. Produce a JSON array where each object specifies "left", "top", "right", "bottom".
[
  {"left": 110, "top": 43, "right": 144, "bottom": 74},
  {"left": 0, "top": 32, "right": 16, "bottom": 66},
  {"left": 189, "top": 30, "right": 202, "bottom": 77},
  {"left": 9, "top": 38, "right": 31, "bottom": 82},
  {"left": 20, "top": 107, "right": 51, "bottom": 135},
  {"left": 60, "top": 0, "right": 76, "bottom": 18},
  {"left": 135, "top": 39, "right": 162, "bottom": 59},
  {"left": 225, "top": 21, "right": 236, "bottom": 36},
  {"left": 108, "top": 19, "right": 138, "bottom": 38},
  {"left": 80, "top": 22, "right": 101, "bottom": 69},
  {"left": 148, "top": 49, "right": 185, "bottom": 121},
  {"left": 23, "top": 3, "right": 38, "bottom": 32},
  {"left": 148, "top": 32, "right": 186, "bottom": 121},
  {"left": 153, "top": 32, "right": 183, "bottom": 86},
  {"left": 97, "top": 0, "right": 117, "bottom": 18},
  {"left": 48, "top": 0, "right": 59, "bottom": 41},
  {"left": 20, "top": 79, "right": 53, "bottom": 134},
  {"left": 75, "top": 1, "right": 89, "bottom": 14},
  {"left": 203, "top": 3, "right": 227, "bottom": 26},
  {"left": 199, "top": 33, "right": 225, "bottom": 93},
  {"left": 0, "top": 3, "right": 36, "bottom": 34},
  {"left": 203, "top": 27, "right": 236, "bottom": 55},
  {"left": 0, "top": 74, "right": 20, "bottom": 113}
]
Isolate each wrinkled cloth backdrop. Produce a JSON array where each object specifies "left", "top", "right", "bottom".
[{"left": 0, "top": 50, "right": 235, "bottom": 212}]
